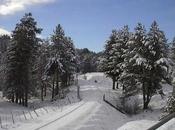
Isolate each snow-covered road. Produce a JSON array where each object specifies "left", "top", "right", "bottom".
[
  {"left": 3, "top": 72, "right": 173, "bottom": 130},
  {"left": 38, "top": 73, "right": 127, "bottom": 130},
  {"left": 11, "top": 73, "right": 127, "bottom": 130}
]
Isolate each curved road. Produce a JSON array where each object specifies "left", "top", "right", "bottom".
[{"left": 12, "top": 73, "right": 127, "bottom": 130}]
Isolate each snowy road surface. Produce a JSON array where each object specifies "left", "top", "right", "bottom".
[{"left": 11, "top": 73, "right": 127, "bottom": 130}]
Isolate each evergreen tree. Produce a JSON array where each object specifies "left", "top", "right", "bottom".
[
  {"left": 120, "top": 23, "right": 146, "bottom": 98},
  {"left": 5, "top": 13, "right": 42, "bottom": 106},
  {"left": 46, "top": 25, "right": 64, "bottom": 99},
  {"left": 76, "top": 48, "right": 100, "bottom": 73},
  {"left": 103, "top": 22, "right": 171, "bottom": 110},
  {"left": 142, "top": 21, "right": 170, "bottom": 109},
  {"left": 46, "top": 24, "right": 77, "bottom": 100},
  {"left": 171, "top": 37, "right": 175, "bottom": 64},
  {"left": 171, "top": 37, "right": 175, "bottom": 95},
  {"left": 166, "top": 37, "right": 175, "bottom": 113},
  {"left": 0, "top": 35, "right": 10, "bottom": 53},
  {"left": 103, "top": 26, "right": 130, "bottom": 90},
  {"left": 103, "top": 30, "right": 119, "bottom": 89},
  {"left": 63, "top": 37, "right": 77, "bottom": 86},
  {"left": 0, "top": 35, "right": 10, "bottom": 91},
  {"left": 115, "top": 26, "right": 130, "bottom": 90},
  {"left": 35, "top": 39, "right": 50, "bottom": 101}
]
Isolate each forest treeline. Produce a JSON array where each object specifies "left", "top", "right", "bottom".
[
  {"left": 1, "top": 13, "right": 175, "bottom": 112},
  {"left": 0, "top": 13, "right": 102, "bottom": 106},
  {"left": 101, "top": 21, "right": 175, "bottom": 111}
]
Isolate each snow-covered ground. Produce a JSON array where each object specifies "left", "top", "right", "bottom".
[
  {"left": 118, "top": 118, "right": 175, "bottom": 130},
  {"left": 118, "top": 120, "right": 157, "bottom": 130},
  {"left": 157, "top": 118, "right": 175, "bottom": 130},
  {"left": 0, "top": 72, "right": 173, "bottom": 130}
]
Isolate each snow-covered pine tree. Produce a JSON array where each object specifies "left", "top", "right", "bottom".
[
  {"left": 0, "top": 35, "right": 10, "bottom": 91},
  {"left": 103, "top": 30, "right": 121, "bottom": 89},
  {"left": 35, "top": 39, "right": 50, "bottom": 101},
  {"left": 171, "top": 37, "right": 175, "bottom": 96},
  {"left": 171, "top": 37, "right": 175, "bottom": 62},
  {"left": 46, "top": 24, "right": 77, "bottom": 100},
  {"left": 5, "top": 13, "right": 42, "bottom": 106},
  {"left": 46, "top": 24, "right": 65, "bottom": 99},
  {"left": 114, "top": 26, "right": 131, "bottom": 90},
  {"left": 165, "top": 37, "right": 175, "bottom": 114},
  {"left": 63, "top": 37, "right": 77, "bottom": 86},
  {"left": 103, "top": 26, "right": 130, "bottom": 90},
  {"left": 120, "top": 23, "right": 146, "bottom": 98},
  {"left": 0, "top": 35, "right": 10, "bottom": 53},
  {"left": 142, "top": 21, "right": 170, "bottom": 109}
]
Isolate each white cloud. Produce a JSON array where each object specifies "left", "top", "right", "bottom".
[
  {"left": 0, "top": 0, "right": 56, "bottom": 15},
  {"left": 0, "top": 27, "right": 10, "bottom": 35}
]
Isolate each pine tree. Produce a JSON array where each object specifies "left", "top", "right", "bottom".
[
  {"left": 166, "top": 37, "right": 175, "bottom": 113},
  {"left": 46, "top": 24, "right": 77, "bottom": 100},
  {"left": 121, "top": 23, "right": 147, "bottom": 99},
  {"left": 114, "top": 26, "right": 131, "bottom": 91},
  {"left": 103, "top": 26, "right": 130, "bottom": 90},
  {"left": 0, "top": 35, "right": 10, "bottom": 91},
  {"left": 171, "top": 37, "right": 175, "bottom": 95},
  {"left": 35, "top": 39, "right": 50, "bottom": 101},
  {"left": 103, "top": 30, "right": 119, "bottom": 89},
  {"left": 46, "top": 24, "right": 66, "bottom": 99},
  {"left": 5, "top": 13, "right": 42, "bottom": 106},
  {"left": 63, "top": 37, "right": 77, "bottom": 86},
  {"left": 142, "top": 21, "right": 170, "bottom": 109},
  {"left": 171, "top": 37, "right": 175, "bottom": 66}
]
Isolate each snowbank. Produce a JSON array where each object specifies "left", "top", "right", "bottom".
[
  {"left": 157, "top": 118, "right": 175, "bottom": 130},
  {"left": 118, "top": 118, "right": 175, "bottom": 130},
  {"left": 117, "top": 120, "right": 157, "bottom": 130}
]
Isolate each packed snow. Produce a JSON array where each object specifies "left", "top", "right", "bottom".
[
  {"left": 118, "top": 120, "right": 157, "bottom": 130},
  {"left": 157, "top": 118, "right": 175, "bottom": 130},
  {"left": 0, "top": 72, "right": 173, "bottom": 130}
]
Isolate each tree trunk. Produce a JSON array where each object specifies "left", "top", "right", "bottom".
[
  {"left": 44, "top": 84, "right": 47, "bottom": 97},
  {"left": 68, "top": 74, "right": 71, "bottom": 86},
  {"left": 144, "top": 101, "right": 148, "bottom": 109},
  {"left": 19, "top": 96, "right": 22, "bottom": 104},
  {"left": 51, "top": 76, "right": 55, "bottom": 100},
  {"left": 143, "top": 81, "right": 151, "bottom": 109},
  {"left": 11, "top": 93, "right": 14, "bottom": 103},
  {"left": 65, "top": 72, "right": 68, "bottom": 87},
  {"left": 116, "top": 81, "right": 119, "bottom": 89},
  {"left": 41, "top": 85, "right": 44, "bottom": 101},
  {"left": 142, "top": 81, "right": 146, "bottom": 109},
  {"left": 55, "top": 71, "right": 59, "bottom": 96},
  {"left": 24, "top": 85, "right": 28, "bottom": 107},
  {"left": 144, "top": 94, "right": 150, "bottom": 109},
  {"left": 15, "top": 91, "right": 19, "bottom": 104},
  {"left": 112, "top": 76, "right": 115, "bottom": 90},
  {"left": 122, "top": 84, "right": 125, "bottom": 91},
  {"left": 22, "top": 93, "right": 25, "bottom": 106}
]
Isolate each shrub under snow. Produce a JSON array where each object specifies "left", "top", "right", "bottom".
[
  {"left": 166, "top": 96, "right": 175, "bottom": 113},
  {"left": 122, "top": 95, "right": 140, "bottom": 114}
]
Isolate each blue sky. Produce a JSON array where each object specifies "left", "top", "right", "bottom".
[{"left": 0, "top": 0, "right": 175, "bottom": 52}]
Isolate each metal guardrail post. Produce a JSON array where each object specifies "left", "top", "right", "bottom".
[
  {"left": 147, "top": 112, "right": 175, "bottom": 130},
  {"left": 103, "top": 94, "right": 126, "bottom": 114},
  {"left": 0, "top": 116, "right": 3, "bottom": 128},
  {"left": 76, "top": 73, "right": 81, "bottom": 100}
]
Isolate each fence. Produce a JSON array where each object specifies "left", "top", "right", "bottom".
[
  {"left": 103, "top": 94, "right": 127, "bottom": 114},
  {"left": 0, "top": 93, "right": 80, "bottom": 129}
]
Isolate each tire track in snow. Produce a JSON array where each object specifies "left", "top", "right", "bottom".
[{"left": 34, "top": 102, "right": 86, "bottom": 130}]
